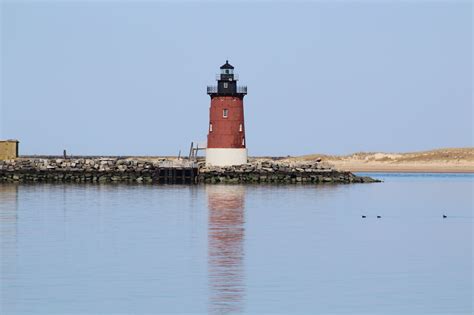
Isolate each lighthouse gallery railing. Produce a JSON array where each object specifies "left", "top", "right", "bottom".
[{"left": 206, "top": 86, "right": 247, "bottom": 94}]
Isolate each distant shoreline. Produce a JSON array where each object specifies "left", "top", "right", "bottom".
[
  {"left": 336, "top": 166, "right": 474, "bottom": 174},
  {"left": 275, "top": 147, "right": 474, "bottom": 174}
]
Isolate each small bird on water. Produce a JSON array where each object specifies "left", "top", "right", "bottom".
[
  {"left": 443, "top": 215, "right": 447, "bottom": 218},
  {"left": 377, "top": 215, "right": 381, "bottom": 218},
  {"left": 362, "top": 215, "right": 366, "bottom": 218}
]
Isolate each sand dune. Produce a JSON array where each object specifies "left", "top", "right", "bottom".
[{"left": 286, "top": 148, "right": 474, "bottom": 173}]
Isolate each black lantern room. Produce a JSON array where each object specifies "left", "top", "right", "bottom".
[{"left": 207, "top": 60, "right": 247, "bottom": 98}]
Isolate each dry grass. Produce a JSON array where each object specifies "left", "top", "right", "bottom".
[
  {"left": 294, "top": 148, "right": 474, "bottom": 162},
  {"left": 282, "top": 148, "right": 474, "bottom": 173}
]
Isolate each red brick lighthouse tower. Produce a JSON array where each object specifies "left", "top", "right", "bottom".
[{"left": 206, "top": 61, "right": 248, "bottom": 166}]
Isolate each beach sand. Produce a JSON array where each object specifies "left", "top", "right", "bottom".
[{"left": 280, "top": 148, "right": 474, "bottom": 173}]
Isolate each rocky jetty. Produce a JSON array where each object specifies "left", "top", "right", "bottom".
[
  {"left": 198, "top": 160, "right": 378, "bottom": 184},
  {"left": 0, "top": 158, "right": 379, "bottom": 184},
  {"left": 0, "top": 158, "right": 197, "bottom": 184}
]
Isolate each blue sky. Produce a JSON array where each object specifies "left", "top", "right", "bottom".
[{"left": 1, "top": 0, "right": 472, "bottom": 156}]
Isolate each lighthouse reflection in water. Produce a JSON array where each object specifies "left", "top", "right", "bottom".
[{"left": 207, "top": 185, "right": 245, "bottom": 314}]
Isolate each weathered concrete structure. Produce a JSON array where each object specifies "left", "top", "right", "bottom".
[
  {"left": 0, "top": 140, "right": 19, "bottom": 160},
  {"left": 0, "top": 158, "right": 379, "bottom": 184}
]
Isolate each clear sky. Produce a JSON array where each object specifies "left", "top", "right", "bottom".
[{"left": 1, "top": 0, "right": 472, "bottom": 156}]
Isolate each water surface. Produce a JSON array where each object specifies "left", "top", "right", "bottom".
[{"left": 0, "top": 173, "right": 472, "bottom": 314}]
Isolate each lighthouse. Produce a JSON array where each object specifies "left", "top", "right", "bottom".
[{"left": 206, "top": 61, "right": 248, "bottom": 166}]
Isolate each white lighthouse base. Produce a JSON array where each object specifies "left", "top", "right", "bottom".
[{"left": 206, "top": 148, "right": 248, "bottom": 167}]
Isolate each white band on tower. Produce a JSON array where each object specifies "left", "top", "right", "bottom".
[{"left": 206, "top": 148, "right": 248, "bottom": 167}]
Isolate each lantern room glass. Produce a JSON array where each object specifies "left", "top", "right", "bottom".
[{"left": 221, "top": 68, "right": 234, "bottom": 75}]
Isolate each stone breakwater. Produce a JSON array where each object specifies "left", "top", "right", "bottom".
[
  {"left": 197, "top": 161, "right": 378, "bottom": 183},
  {"left": 0, "top": 158, "right": 197, "bottom": 184},
  {"left": 0, "top": 158, "right": 379, "bottom": 184}
]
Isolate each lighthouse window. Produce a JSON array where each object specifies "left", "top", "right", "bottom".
[
  {"left": 223, "top": 109, "right": 228, "bottom": 118},
  {"left": 223, "top": 82, "right": 228, "bottom": 88},
  {"left": 239, "top": 124, "right": 243, "bottom": 132},
  {"left": 209, "top": 123, "right": 213, "bottom": 132},
  {"left": 242, "top": 138, "right": 245, "bottom": 146}
]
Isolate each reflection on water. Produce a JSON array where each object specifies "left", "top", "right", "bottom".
[
  {"left": 0, "top": 174, "right": 472, "bottom": 314},
  {"left": 207, "top": 185, "right": 245, "bottom": 314},
  {"left": 0, "top": 184, "right": 18, "bottom": 312}
]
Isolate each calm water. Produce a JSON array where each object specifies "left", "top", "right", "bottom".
[{"left": 0, "top": 173, "right": 472, "bottom": 314}]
